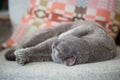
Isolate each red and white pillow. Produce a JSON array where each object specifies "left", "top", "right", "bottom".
[{"left": 3, "top": 0, "right": 120, "bottom": 48}]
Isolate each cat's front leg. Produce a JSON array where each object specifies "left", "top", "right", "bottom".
[{"left": 15, "top": 37, "right": 57, "bottom": 65}]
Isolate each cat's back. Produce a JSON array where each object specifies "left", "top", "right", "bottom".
[
  {"left": 80, "top": 22, "right": 116, "bottom": 62},
  {"left": 59, "top": 21, "right": 107, "bottom": 39}
]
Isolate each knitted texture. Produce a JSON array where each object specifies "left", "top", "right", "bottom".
[{"left": 3, "top": 0, "right": 120, "bottom": 48}]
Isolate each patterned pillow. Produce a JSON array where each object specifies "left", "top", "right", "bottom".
[{"left": 3, "top": 0, "right": 120, "bottom": 48}]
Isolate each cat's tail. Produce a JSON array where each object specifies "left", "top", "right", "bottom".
[{"left": 5, "top": 48, "right": 16, "bottom": 61}]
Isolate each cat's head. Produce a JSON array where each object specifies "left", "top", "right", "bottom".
[{"left": 51, "top": 39, "right": 77, "bottom": 66}]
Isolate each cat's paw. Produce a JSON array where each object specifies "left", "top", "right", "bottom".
[{"left": 14, "top": 49, "right": 30, "bottom": 66}]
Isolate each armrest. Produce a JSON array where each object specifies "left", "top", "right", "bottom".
[{"left": 0, "top": 10, "right": 12, "bottom": 44}]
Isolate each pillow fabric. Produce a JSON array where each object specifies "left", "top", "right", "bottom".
[{"left": 2, "top": 0, "right": 120, "bottom": 48}]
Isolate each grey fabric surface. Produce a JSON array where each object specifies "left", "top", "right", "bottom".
[{"left": 0, "top": 47, "right": 120, "bottom": 80}]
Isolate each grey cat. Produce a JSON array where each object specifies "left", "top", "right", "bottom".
[{"left": 5, "top": 21, "right": 117, "bottom": 66}]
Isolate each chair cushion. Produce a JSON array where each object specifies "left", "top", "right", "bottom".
[{"left": 0, "top": 47, "right": 120, "bottom": 80}]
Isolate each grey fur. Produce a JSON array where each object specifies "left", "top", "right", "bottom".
[{"left": 5, "top": 21, "right": 117, "bottom": 66}]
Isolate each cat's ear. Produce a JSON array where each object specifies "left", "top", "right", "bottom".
[{"left": 66, "top": 55, "right": 76, "bottom": 66}]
